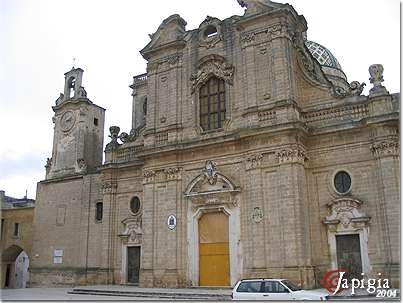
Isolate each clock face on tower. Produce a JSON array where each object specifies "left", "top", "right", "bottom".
[{"left": 60, "top": 111, "right": 76, "bottom": 132}]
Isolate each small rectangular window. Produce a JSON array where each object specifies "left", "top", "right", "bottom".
[
  {"left": 94, "top": 118, "right": 98, "bottom": 126},
  {"left": 14, "top": 223, "right": 19, "bottom": 236},
  {"left": 1, "top": 219, "right": 4, "bottom": 240},
  {"left": 95, "top": 202, "right": 103, "bottom": 222}
]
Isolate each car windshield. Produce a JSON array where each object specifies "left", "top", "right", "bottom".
[{"left": 281, "top": 280, "right": 302, "bottom": 291}]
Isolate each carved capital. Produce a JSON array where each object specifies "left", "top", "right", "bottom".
[
  {"left": 267, "top": 23, "right": 292, "bottom": 40},
  {"left": 277, "top": 147, "right": 308, "bottom": 164},
  {"left": 240, "top": 32, "right": 255, "bottom": 47},
  {"left": 164, "top": 167, "right": 182, "bottom": 181},
  {"left": 246, "top": 154, "right": 264, "bottom": 170},
  {"left": 371, "top": 140, "right": 399, "bottom": 158},
  {"left": 102, "top": 181, "right": 118, "bottom": 194},
  {"left": 143, "top": 170, "right": 156, "bottom": 184}
]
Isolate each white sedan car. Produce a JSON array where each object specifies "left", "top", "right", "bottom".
[{"left": 232, "top": 278, "right": 329, "bottom": 300}]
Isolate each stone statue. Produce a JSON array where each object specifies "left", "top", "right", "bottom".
[
  {"left": 237, "top": 0, "right": 281, "bottom": 15},
  {"left": 203, "top": 160, "right": 218, "bottom": 185},
  {"left": 369, "top": 64, "right": 389, "bottom": 97},
  {"left": 45, "top": 157, "right": 52, "bottom": 168},
  {"left": 77, "top": 86, "right": 87, "bottom": 98},
  {"left": 349, "top": 81, "right": 366, "bottom": 96},
  {"left": 76, "top": 158, "right": 87, "bottom": 172},
  {"left": 55, "top": 93, "right": 64, "bottom": 105}
]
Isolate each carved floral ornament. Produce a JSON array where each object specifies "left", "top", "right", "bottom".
[
  {"left": 323, "top": 197, "right": 370, "bottom": 232},
  {"left": 190, "top": 56, "right": 234, "bottom": 93}
]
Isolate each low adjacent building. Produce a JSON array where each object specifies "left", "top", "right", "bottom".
[{"left": 0, "top": 190, "right": 35, "bottom": 288}]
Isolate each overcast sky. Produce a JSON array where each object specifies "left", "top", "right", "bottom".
[{"left": 0, "top": 0, "right": 400, "bottom": 199}]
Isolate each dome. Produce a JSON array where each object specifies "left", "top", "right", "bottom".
[
  {"left": 304, "top": 40, "right": 348, "bottom": 84},
  {"left": 305, "top": 40, "right": 342, "bottom": 71}
]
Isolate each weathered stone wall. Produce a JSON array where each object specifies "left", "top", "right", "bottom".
[{"left": 30, "top": 173, "right": 104, "bottom": 287}]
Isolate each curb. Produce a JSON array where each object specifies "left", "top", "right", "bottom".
[{"left": 68, "top": 289, "right": 231, "bottom": 300}]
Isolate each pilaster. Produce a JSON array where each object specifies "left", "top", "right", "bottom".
[{"left": 275, "top": 145, "right": 314, "bottom": 288}]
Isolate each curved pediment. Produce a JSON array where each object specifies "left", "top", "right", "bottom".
[
  {"left": 185, "top": 161, "right": 239, "bottom": 196},
  {"left": 323, "top": 197, "right": 370, "bottom": 230},
  {"left": 190, "top": 55, "right": 234, "bottom": 93}
]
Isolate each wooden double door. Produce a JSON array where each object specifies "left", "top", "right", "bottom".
[{"left": 199, "top": 212, "right": 230, "bottom": 286}]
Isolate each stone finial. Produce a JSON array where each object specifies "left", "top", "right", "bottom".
[
  {"left": 105, "top": 126, "right": 121, "bottom": 151},
  {"left": 369, "top": 64, "right": 389, "bottom": 97}
]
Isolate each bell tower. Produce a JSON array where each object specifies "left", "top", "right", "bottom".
[{"left": 46, "top": 68, "right": 105, "bottom": 179}]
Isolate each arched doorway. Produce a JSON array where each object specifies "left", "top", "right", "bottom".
[
  {"left": 199, "top": 212, "right": 230, "bottom": 286},
  {"left": 185, "top": 161, "right": 242, "bottom": 287},
  {"left": 2, "top": 245, "right": 29, "bottom": 288}
]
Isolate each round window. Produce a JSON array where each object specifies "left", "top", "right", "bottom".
[
  {"left": 334, "top": 171, "right": 351, "bottom": 194},
  {"left": 130, "top": 196, "right": 141, "bottom": 214},
  {"left": 204, "top": 25, "right": 218, "bottom": 38}
]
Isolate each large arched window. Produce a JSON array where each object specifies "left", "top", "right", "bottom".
[{"left": 199, "top": 77, "right": 226, "bottom": 131}]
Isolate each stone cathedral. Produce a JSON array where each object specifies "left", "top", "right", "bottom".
[{"left": 30, "top": 0, "right": 400, "bottom": 288}]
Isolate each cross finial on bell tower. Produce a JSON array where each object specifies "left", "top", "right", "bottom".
[{"left": 72, "top": 57, "right": 76, "bottom": 69}]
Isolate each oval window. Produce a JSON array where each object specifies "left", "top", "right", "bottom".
[
  {"left": 334, "top": 171, "right": 351, "bottom": 194},
  {"left": 130, "top": 196, "right": 141, "bottom": 214}
]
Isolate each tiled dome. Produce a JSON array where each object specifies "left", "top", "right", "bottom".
[{"left": 305, "top": 40, "right": 343, "bottom": 71}]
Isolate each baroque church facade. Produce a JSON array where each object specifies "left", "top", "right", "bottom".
[{"left": 31, "top": 0, "right": 400, "bottom": 288}]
